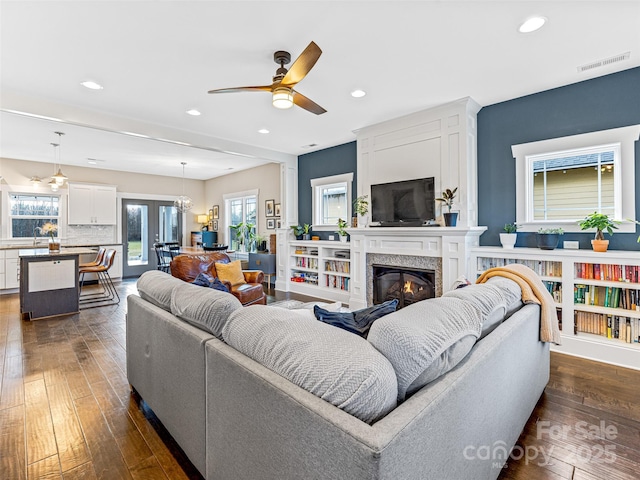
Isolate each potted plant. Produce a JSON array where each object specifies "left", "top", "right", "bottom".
[
  {"left": 536, "top": 227, "right": 564, "bottom": 250},
  {"left": 436, "top": 187, "right": 458, "bottom": 226},
  {"left": 500, "top": 223, "right": 519, "bottom": 249},
  {"left": 254, "top": 234, "right": 268, "bottom": 252},
  {"left": 302, "top": 223, "right": 312, "bottom": 240},
  {"left": 40, "top": 222, "right": 60, "bottom": 253},
  {"left": 231, "top": 222, "right": 254, "bottom": 252},
  {"left": 353, "top": 194, "right": 369, "bottom": 228},
  {"left": 579, "top": 212, "right": 619, "bottom": 252},
  {"left": 336, "top": 218, "right": 348, "bottom": 242},
  {"left": 290, "top": 225, "right": 303, "bottom": 240}
]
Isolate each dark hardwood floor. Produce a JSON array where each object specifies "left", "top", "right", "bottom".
[{"left": 1, "top": 278, "right": 639, "bottom": 479}]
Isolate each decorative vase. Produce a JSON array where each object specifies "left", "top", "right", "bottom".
[
  {"left": 48, "top": 237, "right": 61, "bottom": 253},
  {"left": 443, "top": 212, "right": 458, "bottom": 227},
  {"left": 499, "top": 233, "right": 517, "bottom": 249},
  {"left": 358, "top": 214, "right": 368, "bottom": 228},
  {"left": 536, "top": 233, "right": 560, "bottom": 250},
  {"left": 591, "top": 239, "right": 609, "bottom": 252},
  {"left": 302, "top": 234, "right": 311, "bottom": 241},
  {"left": 351, "top": 216, "right": 358, "bottom": 228},
  {"left": 339, "top": 235, "right": 348, "bottom": 243}
]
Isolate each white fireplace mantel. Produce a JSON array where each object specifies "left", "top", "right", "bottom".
[{"left": 347, "top": 226, "right": 486, "bottom": 309}]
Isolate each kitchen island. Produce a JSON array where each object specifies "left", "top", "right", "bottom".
[{"left": 19, "top": 247, "right": 96, "bottom": 320}]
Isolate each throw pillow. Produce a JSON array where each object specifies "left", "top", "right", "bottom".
[
  {"left": 192, "top": 272, "right": 230, "bottom": 293},
  {"left": 215, "top": 260, "right": 246, "bottom": 287},
  {"left": 313, "top": 299, "right": 398, "bottom": 337}
]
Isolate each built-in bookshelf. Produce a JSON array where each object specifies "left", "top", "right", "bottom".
[
  {"left": 288, "top": 241, "right": 352, "bottom": 303},
  {"left": 472, "top": 247, "right": 640, "bottom": 371}
]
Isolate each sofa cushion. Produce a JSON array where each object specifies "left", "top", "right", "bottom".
[
  {"left": 137, "top": 270, "right": 185, "bottom": 312},
  {"left": 367, "top": 296, "right": 482, "bottom": 401},
  {"left": 222, "top": 305, "right": 398, "bottom": 423},
  {"left": 192, "top": 272, "right": 230, "bottom": 292},
  {"left": 215, "top": 260, "right": 246, "bottom": 286},
  {"left": 170, "top": 281, "right": 242, "bottom": 338},
  {"left": 313, "top": 299, "right": 398, "bottom": 337}
]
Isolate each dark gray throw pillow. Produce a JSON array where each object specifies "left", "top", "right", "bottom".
[
  {"left": 192, "top": 272, "right": 229, "bottom": 292},
  {"left": 313, "top": 299, "right": 399, "bottom": 337}
]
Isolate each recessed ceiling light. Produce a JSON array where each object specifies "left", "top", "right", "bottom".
[
  {"left": 186, "top": 109, "right": 201, "bottom": 116},
  {"left": 80, "top": 80, "right": 103, "bottom": 90},
  {"left": 258, "top": 128, "right": 270, "bottom": 134},
  {"left": 518, "top": 16, "right": 547, "bottom": 33},
  {"left": 351, "top": 89, "right": 366, "bottom": 98},
  {"left": 87, "top": 158, "right": 98, "bottom": 165}
]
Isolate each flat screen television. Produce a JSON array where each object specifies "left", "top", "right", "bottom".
[{"left": 371, "top": 177, "right": 435, "bottom": 226}]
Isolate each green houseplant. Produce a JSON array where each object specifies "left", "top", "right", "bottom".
[
  {"left": 499, "top": 223, "right": 519, "bottom": 249},
  {"left": 579, "top": 212, "right": 619, "bottom": 252},
  {"left": 290, "top": 225, "right": 303, "bottom": 240},
  {"left": 536, "top": 227, "right": 564, "bottom": 250},
  {"left": 336, "top": 218, "right": 348, "bottom": 242},
  {"left": 436, "top": 187, "right": 458, "bottom": 226},
  {"left": 302, "top": 223, "right": 312, "bottom": 240},
  {"left": 353, "top": 194, "right": 369, "bottom": 228}
]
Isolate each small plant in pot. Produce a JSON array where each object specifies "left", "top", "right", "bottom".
[
  {"left": 436, "top": 187, "right": 458, "bottom": 226},
  {"left": 579, "top": 212, "right": 619, "bottom": 252},
  {"left": 353, "top": 194, "right": 369, "bottom": 228},
  {"left": 500, "top": 223, "right": 519, "bottom": 249},
  {"left": 290, "top": 225, "right": 303, "bottom": 240},
  {"left": 336, "top": 218, "right": 348, "bottom": 242},
  {"left": 536, "top": 227, "right": 564, "bottom": 250},
  {"left": 302, "top": 223, "right": 312, "bottom": 240}
]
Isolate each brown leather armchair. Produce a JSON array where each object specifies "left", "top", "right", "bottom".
[{"left": 170, "top": 252, "right": 266, "bottom": 306}]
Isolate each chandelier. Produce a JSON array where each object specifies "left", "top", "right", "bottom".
[{"left": 174, "top": 162, "right": 193, "bottom": 213}]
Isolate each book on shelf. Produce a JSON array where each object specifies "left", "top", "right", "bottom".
[
  {"left": 575, "top": 263, "right": 640, "bottom": 283},
  {"left": 574, "top": 311, "right": 639, "bottom": 343},
  {"left": 477, "top": 257, "right": 561, "bottom": 277}
]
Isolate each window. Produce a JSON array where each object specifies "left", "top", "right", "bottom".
[
  {"left": 9, "top": 193, "right": 60, "bottom": 238},
  {"left": 224, "top": 190, "right": 257, "bottom": 251},
  {"left": 310, "top": 173, "right": 353, "bottom": 230},
  {"left": 512, "top": 125, "right": 640, "bottom": 233}
]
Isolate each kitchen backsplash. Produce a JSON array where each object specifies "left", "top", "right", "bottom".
[{"left": 66, "top": 225, "right": 117, "bottom": 245}]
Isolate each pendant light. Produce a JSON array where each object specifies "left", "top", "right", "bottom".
[
  {"left": 49, "top": 142, "right": 60, "bottom": 192},
  {"left": 52, "top": 132, "right": 68, "bottom": 186},
  {"left": 174, "top": 162, "right": 193, "bottom": 212}
]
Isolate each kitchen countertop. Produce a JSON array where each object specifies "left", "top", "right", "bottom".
[
  {"left": 1, "top": 243, "right": 122, "bottom": 251},
  {"left": 18, "top": 247, "right": 99, "bottom": 258}
]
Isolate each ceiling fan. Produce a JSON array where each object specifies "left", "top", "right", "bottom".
[{"left": 207, "top": 41, "right": 326, "bottom": 115}]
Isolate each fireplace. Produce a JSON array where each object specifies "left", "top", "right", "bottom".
[{"left": 372, "top": 265, "right": 435, "bottom": 308}]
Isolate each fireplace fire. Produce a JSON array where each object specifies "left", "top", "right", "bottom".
[{"left": 373, "top": 265, "right": 435, "bottom": 308}]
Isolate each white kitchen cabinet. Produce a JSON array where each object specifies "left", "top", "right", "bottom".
[
  {"left": 0, "top": 251, "right": 5, "bottom": 289},
  {"left": 68, "top": 183, "right": 117, "bottom": 225},
  {"left": 5, "top": 250, "right": 20, "bottom": 289}
]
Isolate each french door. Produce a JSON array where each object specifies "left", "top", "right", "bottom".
[{"left": 122, "top": 199, "right": 181, "bottom": 278}]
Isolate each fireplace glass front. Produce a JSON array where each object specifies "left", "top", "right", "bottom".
[{"left": 372, "top": 265, "right": 435, "bottom": 309}]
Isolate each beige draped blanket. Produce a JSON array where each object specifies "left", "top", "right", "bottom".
[{"left": 476, "top": 263, "right": 562, "bottom": 345}]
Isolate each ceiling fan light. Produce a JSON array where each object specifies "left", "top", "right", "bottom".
[{"left": 272, "top": 87, "right": 294, "bottom": 109}]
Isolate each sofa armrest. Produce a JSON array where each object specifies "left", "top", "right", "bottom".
[{"left": 243, "top": 270, "right": 264, "bottom": 284}]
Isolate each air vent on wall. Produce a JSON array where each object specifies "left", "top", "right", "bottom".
[{"left": 577, "top": 52, "right": 630, "bottom": 72}]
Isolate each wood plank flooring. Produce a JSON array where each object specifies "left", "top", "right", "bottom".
[{"left": 1, "top": 278, "right": 639, "bottom": 479}]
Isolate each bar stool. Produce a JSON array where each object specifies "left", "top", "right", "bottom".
[
  {"left": 79, "top": 247, "right": 106, "bottom": 268},
  {"left": 79, "top": 249, "right": 120, "bottom": 308}
]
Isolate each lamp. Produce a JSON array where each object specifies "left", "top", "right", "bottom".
[
  {"left": 30, "top": 176, "right": 42, "bottom": 185},
  {"left": 52, "top": 132, "right": 68, "bottom": 186},
  {"left": 174, "top": 162, "right": 193, "bottom": 213},
  {"left": 272, "top": 87, "right": 294, "bottom": 109},
  {"left": 49, "top": 142, "right": 60, "bottom": 192},
  {"left": 197, "top": 214, "right": 209, "bottom": 229}
]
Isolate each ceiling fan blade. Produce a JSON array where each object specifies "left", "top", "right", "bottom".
[
  {"left": 293, "top": 91, "right": 327, "bottom": 115},
  {"left": 281, "top": 41, "right": 322, "bottom": 86},
  {"left": 208, "top": 85, "right": 272, "bottom": 94}
]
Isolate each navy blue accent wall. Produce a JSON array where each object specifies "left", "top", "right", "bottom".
[
  {"left": 478, "top": 67, "right": 640, "bottom": 250},
  {"left": 297, "top": 141, "right": 357, "bottom": 239}
]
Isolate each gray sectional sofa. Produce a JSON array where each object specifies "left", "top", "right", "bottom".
[{"left": 126, "top": 270, "right": 550, "bottom": 480}]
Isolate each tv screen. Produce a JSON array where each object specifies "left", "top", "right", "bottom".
[{"left": 371, "top": 177, "right": 435, "bottom": 225}]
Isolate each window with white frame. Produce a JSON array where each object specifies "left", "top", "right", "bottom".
[
  {"left": 225, "top": 190, "right": 257, "bottom": 251},
  {"left": 512, "top": 125, "right": 640, "bottom": 233},
  {"left": 9, "top": 193, "right": 60, "bottom": 238},
  {"left": 310, "top": 173, "right": 353, "bottom": 229}
]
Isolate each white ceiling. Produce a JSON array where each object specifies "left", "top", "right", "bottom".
[{"left": 1, "top": 1, "right": 639, "bottom": 180}]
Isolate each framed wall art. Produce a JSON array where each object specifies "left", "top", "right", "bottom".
[
  {"left": 267, "top": 218, "right": 275, "bottom": 229},
  {"left": 274, "top": 203, "right": 281, "bottom": 216},
  {"left": 212, "top": 220, "right": 218, "bottom": 231},
  {"left": 265, "top": 199, "right": 275, "bottom": 217},
  {"left": 212, "top": 205, "right": 219, "bottom": 219}
]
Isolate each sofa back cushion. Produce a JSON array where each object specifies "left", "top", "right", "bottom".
[
  {"left": 222, "top": 305, "right": 398, "bottom": 424},
  {"left": 368, "top": 296, "right": 482, "bottom": 401},
  {"left": 170, "top": 281, "right": 242, "bottom": 338},
  {"left": 170, "top": 252, "right": 231, "bottom": 282},
  {"left": 137, "top": 270, "right": 185, "bottom": 311}
]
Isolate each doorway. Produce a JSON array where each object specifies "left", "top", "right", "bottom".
[{"left": 122, "top": 199, "right": 181, "bottom": 278}]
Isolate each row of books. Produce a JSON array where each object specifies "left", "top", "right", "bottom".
[
  {"left": 574, "top": 311, "right": 640, "bottom": 343},
  {"left": 294, "top": 257, "right": 318, "bottom": 270},
  {"left": 294, "top": 248, "right": 318, "bottom": 256},
  {"left": 326, "top": 274, "right": 349, "bottom": 291},
  {"left": 476, "top": 257, "right": 561, "bottom": 277},
  {"left": 325, "top": 260, "right": 350, "bottom": 274},
  {"left": 574, "top": 284, "right": 640, "bottom": 310},
  {"left": 543, "top": 281, "right": 562, "bottom": 303},
  {"left": 575, "top": 263, "right": 640, "bottom": 283},
  {"left": 291, "top": 272, "right": 318, "bottom": 285}
]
